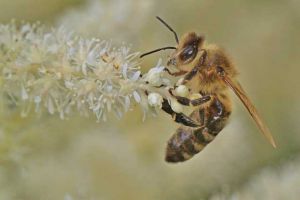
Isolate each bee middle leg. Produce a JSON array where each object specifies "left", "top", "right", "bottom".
[
  {"left": 161, "top": 98, "right": 201, "bottom": 127},
  {"left": 174, "top": 95, "right": 211, "bottom": 106},
  {"left": 169, "top": 88, "right": 211, "bottom": 106}
]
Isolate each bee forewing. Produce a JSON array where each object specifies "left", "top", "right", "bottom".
[{"left": 222, "top": 76, "right": 277, "bottom": 148}]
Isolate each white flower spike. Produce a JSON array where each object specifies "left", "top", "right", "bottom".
[{"left": 0, "top": 22, "right": 174, "bottom": 121}]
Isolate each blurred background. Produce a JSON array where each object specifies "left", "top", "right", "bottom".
[{"left": 0, "top": 0, "right": 300, "bottom": 199}]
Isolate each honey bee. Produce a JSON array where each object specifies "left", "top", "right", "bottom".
[{"left": 140, "top": 17, "right": 276, "bottom": 163}]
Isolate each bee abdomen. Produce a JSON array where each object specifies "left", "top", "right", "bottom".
[
  {"left": 165, "top": 127, "right": 215, "bottom": 163},
  {"left": 165, "top": 97, "right": 230, "bottom": 163}
]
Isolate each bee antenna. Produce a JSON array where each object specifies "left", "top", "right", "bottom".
[
  {"left": 156, "top": 16, "right": 179, "bottom": 44},
  {"left": 140, "top": 46, "right": 176, "bottom": 58}
]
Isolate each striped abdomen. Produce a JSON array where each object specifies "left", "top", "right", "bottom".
[{"left": 165, "top": 97, "right": 230, "bottom": 163}]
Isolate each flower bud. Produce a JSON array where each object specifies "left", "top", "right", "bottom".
[
  {"left": 144, "top": 66, "right": 165, "bottom": 86},
  {"left": 148, "top": 93, "right": 163, "bottom": 108}
]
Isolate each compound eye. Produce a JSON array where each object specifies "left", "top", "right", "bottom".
[{"left": 180, "top": 45, "right": 197, "bottom": 63}]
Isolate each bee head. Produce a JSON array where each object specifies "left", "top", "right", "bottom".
[
  {"left": 140, "top": 17, "right": 204, "bottom": 73},
  {"left": 167, "top": 32, "right": 204, "bottom": 71}
]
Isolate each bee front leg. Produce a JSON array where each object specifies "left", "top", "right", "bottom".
[
  {"left": 164, "top": 68, "right": 187, "bottom": 77},
  {"left": 161, "top": 98, "right": 201, "bottom": 127},
  {"left": 180, "top": 49, "right": 207, "bottom": 85}
]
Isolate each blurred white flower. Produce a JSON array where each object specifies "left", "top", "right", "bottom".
[
  {"left": 210, "top": 157, "right": 300, "bottom": 200},
  {"left": 64, "top": 194, "right": 73, "bottom": 200},
  {"left": 0, "top": 22, "right": 172, "bottom": 121},
  {"left": 57, "top": 0, "right": 154, "bottom": 42}
]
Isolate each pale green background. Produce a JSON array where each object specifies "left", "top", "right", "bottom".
[{"left": 0, "top": 0, "right": 300, "bottom": 199}]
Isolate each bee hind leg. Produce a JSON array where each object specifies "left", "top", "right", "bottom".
[
  {"left": 206, "top": 99, "right": 230, "bottom": 136},
  {"left": 161, "top": 98, "right": 201, "bottom": 127}
]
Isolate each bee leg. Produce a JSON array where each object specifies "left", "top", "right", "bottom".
[
  {"left": 206, "top": 98, "right": 230, "bottom": 136},
  {"left": 175, "top": 95, "right": 211, "bottom": 106},
  {"left": 181, "top": 49, "right": 207, "bottom": 84},
  {"left": 161, "top": 98, "right": 201, "bottom": 127},
  {"left": 164, "top": 68, "right": 187, "bottom": 77},
  {"left": 154, "top": 84, "right": 167, "bottom": 88},
  {"left": 169, "top": 88, "right": 211, "bottom": 106}
]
